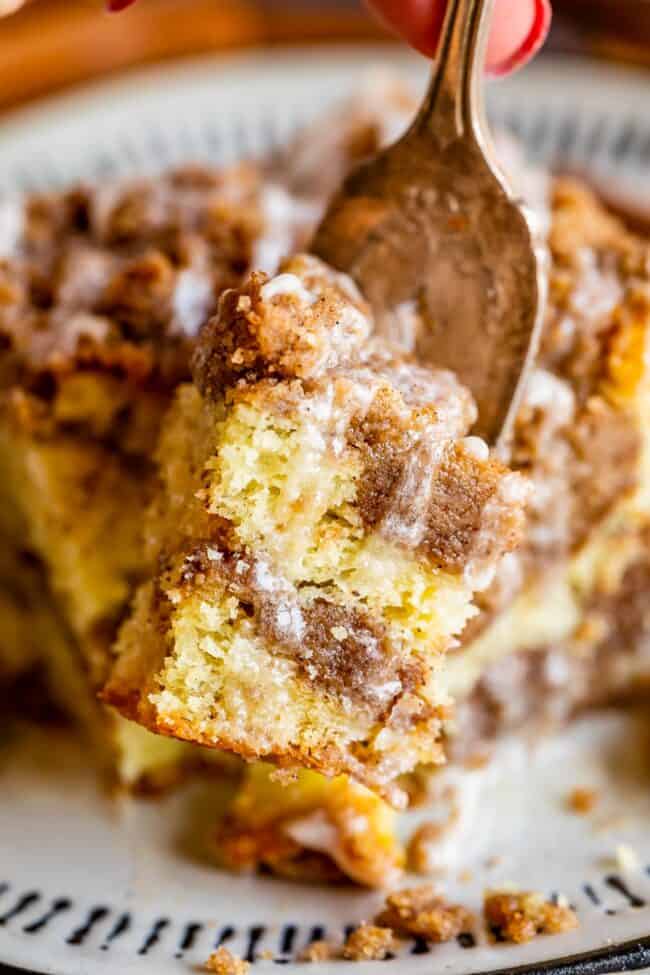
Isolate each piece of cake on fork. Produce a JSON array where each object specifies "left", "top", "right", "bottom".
[{"left": 104, "top": 253, "right": 529, "bottom": 801}]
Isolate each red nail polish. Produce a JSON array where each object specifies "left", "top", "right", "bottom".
[{"left": 490, "top": 0, "right": 552, "bottom": 77}]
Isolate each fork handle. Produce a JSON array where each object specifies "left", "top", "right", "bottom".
[{"left": 414, "top": 0, "right": 493, "bottom": 145}]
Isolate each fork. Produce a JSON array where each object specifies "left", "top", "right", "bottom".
[{"left": 312, "top": 0, "right": 547, "bottom": 450}]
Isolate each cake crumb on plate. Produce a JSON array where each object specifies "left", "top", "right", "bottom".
[
  {"left": 484, "top": 890, "right": 579, "bottom": 944},
  {"left": 567, "top": 787, "right": 599, "bottom": 814},
  {"left": 205, "top": 946, "right": 250, "bottom": 974},
  {"left": 299, "top": 939, "right": 337, "bottom": 963},
  {"left": 375, "top": 885, "right": 473, "bottom": 942},
  {"left": 342, "top": 924, "right": 398, "bottom": 961}
]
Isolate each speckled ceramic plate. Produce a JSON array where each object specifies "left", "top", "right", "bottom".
[{"left": 1, "top": 48, "right": 650, "bottom": 975}]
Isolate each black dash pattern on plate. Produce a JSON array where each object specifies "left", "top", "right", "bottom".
[
  {"left": 23, "top": 897, "right": 72, "bottom": 934},
  {"left": 101, "top": 911, "right": 131, "bottom": 950},
  {"left": 280, "top": 924, "right": 297, "bottom": 957},
  {"left": 411, "top": 936, "right": 429, "bottom": 955},
  {"left": 66, "top": 906, "right": 110, "bottom": 945},
  {"left": 583, "top": 884, "right": 602, "bottom": 906},
  {"left": 244, "top": 925, "right": 266, "bottom": 963},
  {"left": 0, "top": 891, "right": 40, "bottom": 926},
  {"left": 214, "top": 924, "right": 236, "bottom": 949},
  {"left": 605, "top": 875, "right": 646, "bottom": 909},
  {"left": 175, "top": 920, "right": 203, "bottom": 958},
  {"left": 138, "top": 916, "right": 170, "bottom": 955}
]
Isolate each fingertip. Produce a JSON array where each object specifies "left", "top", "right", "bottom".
[
  {"left": 367, "top": 0, "right": 551, "bottom": 75},
  {"left": 487, "top": 0, "right": 552, "bottom": 76}
]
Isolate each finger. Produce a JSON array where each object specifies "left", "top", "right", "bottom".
[
  {"left": 366, "top": 0, "right": 551, "bottom": 75},
  {"left": 366, "top": 0, "right": 446, "bottom": 56},
  {"left": 488, "top": 0, "right": 551, "bottom": 75}
]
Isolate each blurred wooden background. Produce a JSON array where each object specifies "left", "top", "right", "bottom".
[{"left": 0, "top": 0, "right": 648, "bottom": 114}]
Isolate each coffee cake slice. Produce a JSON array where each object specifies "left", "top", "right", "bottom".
[
  {"left": 105, "top": 254, "right": 528, "bottom": 798},
  {"left": 0, "top": 164, "right": 306, "bottom": 784}
]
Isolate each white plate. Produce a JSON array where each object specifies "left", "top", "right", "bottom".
[
  {"left": 2, "top": 713, "right": 650, "bottom": 975},
  {"left": 1, "top": 47, "right": 650, "bottom": 975}
]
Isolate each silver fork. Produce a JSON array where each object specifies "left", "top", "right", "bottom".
[{"left": 312, "top": 0, "right": 547, "bottom": 450}]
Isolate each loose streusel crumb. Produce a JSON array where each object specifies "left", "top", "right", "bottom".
[
  {"left": 299, "top": 940, "right": 337, "bottom": 963},
  {"left": 375, "top": 886, "right": 473, "bottom": 942},
  {"left": 342, "top": 924, "right": 398, "bottom": 961},
  {"left": 205, "top": 946, "right": 250, "bottom": 974},
  {"left": 484, "top": 891, "right": 579, "bottom": 944},
  {"left": 567, "top": 788, "right": 599, "bottom": 815}
]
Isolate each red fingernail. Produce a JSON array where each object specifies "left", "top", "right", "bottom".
[
  {"left": 107, "top": 0, "right": 136, "bottom": 10},
  {"left": 490, "top": 0, "right": 552, "bottom": 76}
]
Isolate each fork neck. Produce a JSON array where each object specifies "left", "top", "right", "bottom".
[{"left": 413, "top": 0, "right": 493, "bottom": 147}]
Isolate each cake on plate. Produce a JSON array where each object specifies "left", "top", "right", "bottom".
[{"left": 1, "top": 80, "right": 649, "bottom": 892}]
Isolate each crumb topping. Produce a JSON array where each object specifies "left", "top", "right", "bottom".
[
  {"left": 192, "top": 256, "right": 529, "bottom": 580},
  {"left": 192, "top": 254, "right": 372, "bottom": 394},
  {"left": 0, "top": 163, "right": 308, "bottom": 437},
  {"left": 375, "top": 885, "right": 473, "bottom": 942},
  {"left": 342, "top": 924, "right": 399, "bottom": 961},
  {"left": 484, "top": 890, "right": 578, "bottom": 944}
]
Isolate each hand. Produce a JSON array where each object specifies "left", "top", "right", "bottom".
[
  {"left": 366, "top": 0, "right": 551, "bottom": 75},
  {"left": 106, "top": 0, "right": 551, "bottom": 76}
]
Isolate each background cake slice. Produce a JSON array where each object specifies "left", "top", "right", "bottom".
[
  {"left": 105, "top": 254, "right": 528, "bottom": 799},
  {"left": 0, "top": 163, "right": 307, "bottom": 785},
  {"left": 443, "top": 177, "right": 650, "bottom": 755}
]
